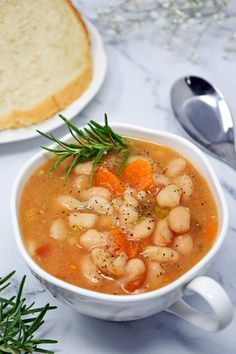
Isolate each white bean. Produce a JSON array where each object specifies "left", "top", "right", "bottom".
[
  {"left": 80, "top": 255, "right": 102, "bottom": 284},
  {"left": 142, "top": 245, "right": 179, "bottom": 262},
  {"left": 168, "top": 206, "right": 190, "bottom": 233},
  {"left": 132, "top": 217, "right": 156, "bottom": 240},
  {"left": 125, "top": 187, "right": 138, "bottom": 198},
  {"left": 80, "top": 229, "right": 108, "bottom": 250},
  {"left": 113, "top": 253, "right": 127, "bottom": 271},
  {"left": 124, "top": 193, "right": 139, "bottom": 208},
  {"left": 50, "top": 219, "right": 67, "bottom": 240},
  {"left": 127, "top": 155, "right": 150, "bottom": 164},
  {"left": 153, "top": 218, "right": 173, "bottom": 245},
  {"left": 73, "top": 175, "right": 89, "bottom": 190},
  {"left": 156, "top": 184, "right": 181, "bottom": 208},
  {"left": 57, "top": 195, "right": 84, "bottom": 210},
  {"left": 144, "top": 261, "right": 163, "bottom": 288},
  {"left": 68, "top": 212, "right": 98, "bottom": 229},
  {"left": 125, "top": 258, "right": 145, "bottom": 282},
  {"left": 152, "top": 173, "right": 171, "bottom": 186},
  {"left": 165, "top": 158, "right": 186, "bottom": 177},
  {"left": 137, "top": 191, "right": 147, "bottom": 201},
  {"left": 74, "top": 161, "right": 93, "bottom": 175},
  {"left": 111, "top": 197, "right": 123, "bottom": 227},
  {"left": 27, "top": 240, "right": 37, "bottom": 256},
  {"left": 91, "top": 247, "right": 126, "bottom": 276},
  {"left": 112, "top": 197, "right": 123, "bottom": 211},
  {"left": 86, "top": 196, "right": 112, "bottom": 215},
  {"left": 174, "top": 174, "right": 193, "bottom": 200},
  {"left": 119, "top": 202, "right": 139, "bottom": 230},
  {"left": 79, "top": 187, "right": 111, "bottom": 201},
  {"left": 173, "top": 234, "right": 193, "bottom": 255}
]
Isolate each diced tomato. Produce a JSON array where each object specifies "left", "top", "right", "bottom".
[
  {"left": 124, "top": 272, "right": 146, "bottom": 293},
  {"left": 36, "top": 244, "right": 51, "bottom": 258}
]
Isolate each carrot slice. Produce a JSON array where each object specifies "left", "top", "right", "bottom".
[
  {"left": 124, "top": 272, "right": 146, "bottom": 293},
  {"left": 109, "top": 227, "right": 128, "bottom": 256},
  {"left": 203, "top": 219, "right": 218, "bottom": 243},
  {"left": 94, "top": 167, "right": 125, "bottom": 195},
  {"left": 109, "top": 228, "right": 140, "bottom": 260},
  {"left": 36, "top": 244, "right": 51, "bottom": 258},
  {"left": 122, "top": 159, "right": 153, "bottom": 190}
]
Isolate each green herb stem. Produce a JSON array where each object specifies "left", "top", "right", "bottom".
[
  {"left": 0, "top": 272, "right": 57, "bottom": 353},
  {"left": 37, "top": 114, "right": 129, "bottom": 186}
]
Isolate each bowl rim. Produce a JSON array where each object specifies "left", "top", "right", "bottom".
[{"left": 11, "top": 122, "right": 229, "bottom": 303}]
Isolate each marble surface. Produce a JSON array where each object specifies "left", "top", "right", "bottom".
[{"left": 1, "top": 1, "right": 236, "bottom": 353}]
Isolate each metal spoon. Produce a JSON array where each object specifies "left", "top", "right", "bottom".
[{"left": 171, "top": 76, "right": 236, "bottom": 170}]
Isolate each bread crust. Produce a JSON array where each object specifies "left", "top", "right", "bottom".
[
  {"left": 65, "top": 0, "right": 90, "bottom": 41},
  {"left": 0, "top": 65, "right": 92, "bottom": 129},
  {"left": 0, "top": 0, "right": 92, "bottom": 130}
]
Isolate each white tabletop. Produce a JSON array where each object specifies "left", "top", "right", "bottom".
[{"left": 1, "top": 1, "right": 236, "bottom": 353}]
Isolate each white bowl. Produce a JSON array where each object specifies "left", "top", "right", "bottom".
[{"left": 11, "top": 123, "right": 233, "bottom": 332}]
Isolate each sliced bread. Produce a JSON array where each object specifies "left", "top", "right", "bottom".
[{"left": 0, "top": 0, "right": 92, "bottom": 130}]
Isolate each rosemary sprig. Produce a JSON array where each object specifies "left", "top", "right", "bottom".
[
  {"left": 0, "top": 271, "right": 57, "bottom": 354},
  {"left": 37, "top": 114, "right": 129, "bottom": 186}
]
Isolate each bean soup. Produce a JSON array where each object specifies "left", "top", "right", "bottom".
[{"left": 19, "top": 138, "right": 218, "bottom": 295}]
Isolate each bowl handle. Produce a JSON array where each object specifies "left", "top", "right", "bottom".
[{"left": 166, "top": 276, "right": 233, "bottom": 331}]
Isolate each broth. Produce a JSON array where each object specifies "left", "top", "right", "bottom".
[{"left": 19, "top": 138, "right": 218, "bottom": 295}]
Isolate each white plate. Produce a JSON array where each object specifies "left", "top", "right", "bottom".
[{"left": 0, "top": 19, "right": 107, "bottom": 144}]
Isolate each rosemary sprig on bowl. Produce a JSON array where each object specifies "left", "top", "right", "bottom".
[
  {"left": 37, "top": 114, "right": 129, "bottom": 186},
  {"left": 0, "top": 271, "right": 57, "bottom": 354}
]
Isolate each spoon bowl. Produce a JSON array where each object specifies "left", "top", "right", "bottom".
[{"left": 171, "top": 76, "right": 236, "bottom": 169}]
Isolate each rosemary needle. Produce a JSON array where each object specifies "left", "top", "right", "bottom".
[
  {"left": 37, "top": 114, "right": 129, "bottom": 186},
  {"left": 0, "top": 271, "right": 57, "bottom": 353}
]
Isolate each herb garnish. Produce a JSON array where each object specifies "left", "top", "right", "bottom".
[
  {"left": 0, "top": 271, "right": 57, "bottom": 353},
  {"left": 37, "top": 114, "right": 129, "bottom": 186}
]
